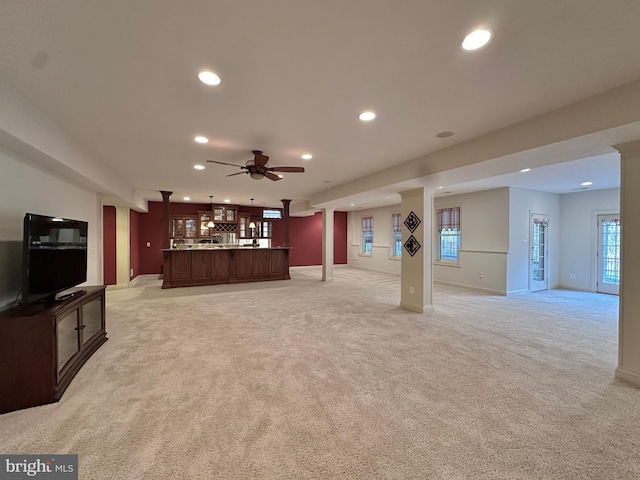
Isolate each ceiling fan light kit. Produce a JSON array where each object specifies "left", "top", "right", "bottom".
[{"left": 207, "top": 150, "right": 305, "bottom": 181}]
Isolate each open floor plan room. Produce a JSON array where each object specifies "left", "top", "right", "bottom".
[{"left": 0, "top": 267, "right": 637, "bottom": 479}]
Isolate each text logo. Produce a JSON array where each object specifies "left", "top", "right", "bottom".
[{"left": 0, "top": 455, "right": 77, "bottom": 479}]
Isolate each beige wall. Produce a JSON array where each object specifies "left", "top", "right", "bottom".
[
  {"left": 507, "top": 188, "right": 561, "bottom": 294},
  {"left": 347, "top": 204, "right": 402, "bottom": 275},
  {"left": 558, "top": 188, "right": 620, "bottom": 291},
  {"left": 0, "top": 146, "right": 103, "bottom": 310},
  {"left": 434, "top": 188, "right": 510, "bottom": 295}
]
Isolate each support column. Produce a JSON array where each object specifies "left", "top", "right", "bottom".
[
  {"left": 115, "top": 206, "right": 130, "bottom": 289},
  {"left": 322, "top": 208, "right": 334, "bottom": 282},
  {"left": 281, "top": 199, "right": 291, "bottom": 247},
  {"left": 160, "top": 191, "right": 172, "bottom": 250},
  {"left": 614, "top": 140, "right": 640, "bottom": 387},
  {"left": 399, "top": 187, "right": 434, "bottom": 313}
]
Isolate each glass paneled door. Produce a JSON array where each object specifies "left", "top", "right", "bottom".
[
  {"left": 530, "top": 214, "right": 549, "bottom": 292},
  {"left": 597, "top": 214, "right": 620, "bottom": 295}
]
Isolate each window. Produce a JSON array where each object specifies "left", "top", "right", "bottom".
[
  {"left": 437, "top": 207, "right": 460, "bottom": 262},
  {"left": 361, "top": 217, "right": 373, "bottom": 255},
  {"left": 391, "top": 213, "right": 402, "bottom": 258}
]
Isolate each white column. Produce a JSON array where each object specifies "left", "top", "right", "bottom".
[
  {"left": 399, "top": 188, "right": 434, "bottom": 313},
  {"left": 614, "top": 140, "right": 640, "bottom": 387},
  {"left": 115, "top": 206, "right": 130, "bottom": 288},
  {"left": 322, "top": 208, "right": 334, "bottom": 282}
]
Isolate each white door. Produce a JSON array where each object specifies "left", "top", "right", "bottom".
[
  {"left": 597, "top": 214, "right": 620, "bottom": 295},
  {"left": 530, "top": 214, "right": 549, "bottom": 292}
]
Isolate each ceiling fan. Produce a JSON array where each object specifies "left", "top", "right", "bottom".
[{"left": 206, "top": 150, "right": 305, "bottom": 181}]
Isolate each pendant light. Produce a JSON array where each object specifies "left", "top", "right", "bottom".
[{"left": 206, "top": 195, "right": 215, "bottom": 228}]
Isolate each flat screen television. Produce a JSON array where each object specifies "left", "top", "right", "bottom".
[{"left": 22, "top": 213, "right": 88, "bottom": 305}]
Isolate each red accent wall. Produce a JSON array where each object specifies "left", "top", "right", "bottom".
[
  {"left": 102, "top": 206, "right": 116, "bottom": 285},
  {"left": 139, "top": 201, "right": 169, "bottom": 275},
  {"left": 104, "top": 202, "right": 348, "bottom": 276},
  {"left": 130, "top": 210, "right": 140, "bottom": 280},
  {"left": 289, "top": 211, "right": 347, "bottom": 266}
]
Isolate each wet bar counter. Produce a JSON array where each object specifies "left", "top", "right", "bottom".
[{"left": 161, "top": 247, "right": 290, "bottom": 288}]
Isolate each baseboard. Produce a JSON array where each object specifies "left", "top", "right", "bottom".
[
  {"left": 506, "top": 289, "right": 529, "bottom": 295},
  {"left": 348, "top": 264, "right": 401, "bottom": 276},
  {"left": 615, "top": 367, "right": 640, "bottom": 388},
  {"left": 129, "top": 274, "right": 162, "bottom": 288},
  {"left": 400, "top": 301, "right": 434, "bottom": 313},
  {"left": 556, "top": 284, "right": 594, "bottom": 293},
  {"left": 434, "top": 280, "right": 506, "bottom": 296}
]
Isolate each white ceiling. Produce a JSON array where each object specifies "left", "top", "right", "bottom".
[{"left": 0, "top": 1, "right": 637, "bottom": 211}]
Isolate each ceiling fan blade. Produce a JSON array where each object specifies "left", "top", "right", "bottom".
[
  {"left": 206, "top": 160, "right": 245, "bottom": 168},
  {"left": 252, "top": 150, "right": 269, "bottom": 168},
  {"left": 264, "top": 172, "right": 282, "bottom": 181},
  {"left": 226, "top": 171, "right": 247, "bottom": 177},
  {"left": 268, "top": 166, "right": 305, "bottom": 173}
]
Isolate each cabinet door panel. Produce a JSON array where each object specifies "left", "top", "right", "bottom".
[
  {"left": 235, "top": 250, "right": 253, "bottom": 277},
  {"left": 57, "top": 310, "right": 80, "bottom": 376},
  {"left": 210, "top": 251, "right": 230, "bottom": 279},
  {"left": 270, "top": 249, "right": 285, "bottom": 275},
  {"left": 253, "top": 249, "right": 270, "bottom": 275},
  {"left": 191, "top": 251, "right": 211, "bottom": 280},
  {"left": 82, "top": 296, "right": 103, "bottom": 345},
  {"left": 170, "top": 251, "right": 191, "bottom": 281}
]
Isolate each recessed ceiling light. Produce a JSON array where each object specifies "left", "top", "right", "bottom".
[
  {"left": 350, "top": 204, "right": 355, "bottom": 207},
  {"left": 436, "top": 131, "right": 455, "bottom": 138},
  {"left": 194, "top": 136, "right": 209, "bottom": 144},
  {"left": 194, "top": 164, "right": 205, "bottom": 170},
  {"left": 277, "top": 174, "right": 283, "bottom": 178},
  {"left": 224, "top": 199, "right": 230, "bottom": 203},
  {"left": 462, "top": 28, "right": 493, "bottom": 51},
  {"left": 359, "top": 111, "right": 376, "bottom": 122},
  {"left": 581, "top": 181, "right": 593, "bottom": 186},
  {"left": 301, "top": 153, "right": 313, "bottom": 160},
  {"left": 198, "top": 71, "right": 221, "bottom": 86},
  {"left": 520, "top": 168, "right": 531, "bottom": 173},
  {"left": 438, "top": 186, "right": 444, "bottom": 189},
  {"left": 183, "top": 197, "right": 190, "bottom": 201}
]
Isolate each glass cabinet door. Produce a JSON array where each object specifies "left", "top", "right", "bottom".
[
  {"left": 200, "top": 214, "right": 212, "bottom": 237},
  {"left": 185, "top": 218, "right": 197, "bottom": 237},
  {"left": 213, "top": 208, "right": 224, "bottom": 221},
  {"left": 82, "top": 296, "right": 103, "bottom": 345},
  {"left": 57, "top": 310, "right": 80, "bottom": 375},
  {"left": 171, "top": 218, "right": 184, "bottom": 237}
]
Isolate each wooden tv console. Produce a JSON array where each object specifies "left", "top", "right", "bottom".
[{"left": 0, "top": 286, "right": 107, "bottom": 414}]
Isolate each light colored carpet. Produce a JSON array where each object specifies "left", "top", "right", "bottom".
[{"left": 1, "top": 266, "right": 639, "bottom": 479}]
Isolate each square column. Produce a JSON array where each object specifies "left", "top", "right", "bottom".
[
  {"left": 400, "top": 188, "right": 435, "bottom": 312},
  {"left": 322, "top": 208, "right": 334, "bottom": 282},
  {"left": 614, "top": 140, "right": 640, "bottom": 387},
  {"left": 115, "top": 206, "right": 131, "bottom": 288}
]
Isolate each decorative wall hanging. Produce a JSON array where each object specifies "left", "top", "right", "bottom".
[
  {"left": 404, "top": 235, "right": 421, "bottom": 257},
  {"left": 404, "top": 211, "right": 421, "bottom": 233}
]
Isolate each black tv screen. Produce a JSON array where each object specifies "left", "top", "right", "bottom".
[{"left": 22, "top": 213, "right": 88, "bottom": 305}]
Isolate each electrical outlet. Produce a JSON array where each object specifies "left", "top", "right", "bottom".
[
  {"left": 409, "top": 287, "right": 414, "bottom": 294},
  {"left": 478, "top": 272, "right": 483, "bottom": 280},
  {"left": 147, "top": 242, "right": 151, "bottom": 247},
  {"left": 570, "top": 273, "right": 576, "bottom": 279}
]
